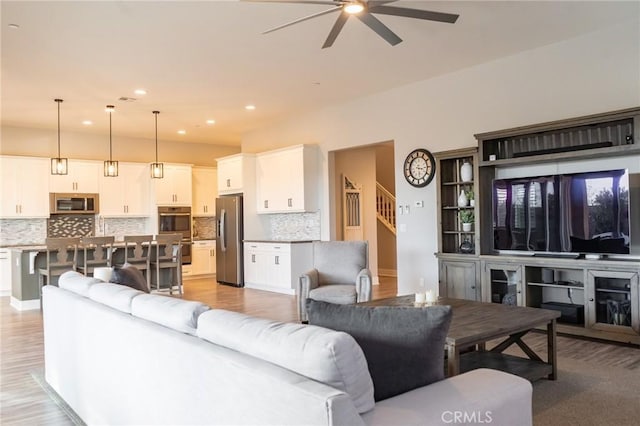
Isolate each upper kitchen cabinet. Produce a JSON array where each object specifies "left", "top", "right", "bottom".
[
  {"left": 192, "top": 167, "right": 217, "bottom": 216},
  {"left": 152, "top": 164, "right": 193, "bottom": 206},
  {"left": 0, "top": 156, "right": 49, "bottom": 218},
  {"left": 217, "top": 153, "right": 255, "bottom": 195},
  {"left": 256, "top": 145, "right": 319, "bottom": 214},
  {"left": 99, "top": 162, "right": 150, "bottom": 217},
  {"left": 49, "top": 159, "right": 100, "bottom": 193}
]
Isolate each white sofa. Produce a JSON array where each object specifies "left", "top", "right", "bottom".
[{"left": 43, "top": 271, "right": 533, "bottom": 426}]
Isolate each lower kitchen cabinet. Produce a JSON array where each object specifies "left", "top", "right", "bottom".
[
  {"left": 191, "top": 240, "right": 216, "bottom": 276},
  {"left": 244, "top": 241, "right": 313, "bottom": 295},
  {"left": 0, "top": 249, "right": 12, "bottom": 296},
  {"left": 438, "top": 258, "right": 480, "bottom": 301}
]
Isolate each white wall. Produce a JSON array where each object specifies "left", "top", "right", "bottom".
[
  {"left": 242, "top": 21, "right": 640, "bottom": 296},
  {"left": 0, "top": 126, "right": 239, "bottom": 166}
]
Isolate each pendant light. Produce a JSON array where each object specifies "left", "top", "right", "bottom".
[
  {"left": 50, "top": 99, "right": 68, "bottom": 175},
  {"left": 150, "top": 110, "right": 164, "bottom": 178},
  {"left": 103, "top": 105, "right": 118, "bottom": 177}
]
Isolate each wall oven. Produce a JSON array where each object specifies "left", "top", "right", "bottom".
[{"left": 158, "top": 206, "right": 192, "bottom": 264}]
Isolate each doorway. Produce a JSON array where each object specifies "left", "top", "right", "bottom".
[{"left": 329, "top": 141, "right": 397, "bottom": 285}]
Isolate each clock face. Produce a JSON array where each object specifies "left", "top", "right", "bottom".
[{"left": 404, "top": 149, "right": 435, "bottom": 187}]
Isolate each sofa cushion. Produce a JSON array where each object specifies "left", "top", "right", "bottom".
[
  {"left": 306, "top": 299, "right": 452, "bottom": 401},
  {"left": 309, "top": 284, "right": 357, "bottom": 304},
  {"left": 58, "top": 270, "right": 103, "bottom": 297},
  {"left": 110, "top": 264, "right": 149, "bottom": 293},
  {"left": 88, "top": 282, "right": 144, "bottom": 313},
  {"left": 197, "top": 309, "right": 375, "bottom": 414},
  {"left": 131, "top": 294, "right": 210, "bottom": 335}
]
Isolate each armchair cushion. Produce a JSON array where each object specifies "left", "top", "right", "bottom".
[
  {"left": 309, "top": 285, "right": 357, "bottom": 305},
  {"left": 306, "top": 300, "right": 453, "bottom": 402},
  {"left": 313, "top": 241, "right": 367, "bottom": 285}
]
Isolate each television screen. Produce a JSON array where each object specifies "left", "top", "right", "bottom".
[{"left": 493, "top": 169, "right": 630, "bottom": 255}]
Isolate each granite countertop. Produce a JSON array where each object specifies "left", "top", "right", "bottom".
[{"left": 243, "top": 240, "right": 316, "bottom": 244}]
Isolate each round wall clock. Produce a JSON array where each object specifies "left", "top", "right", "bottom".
[{"left": 403, "top": 148, "right": 436, "bottom": 187}]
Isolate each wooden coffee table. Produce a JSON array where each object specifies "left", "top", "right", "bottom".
[{"left": 361, "top": 295, "right": 561, "bottom": 381}]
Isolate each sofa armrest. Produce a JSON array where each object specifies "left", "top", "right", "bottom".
[
  {"left": 355, "top": 268, "right": 372, "bottom": 302},
  {"left": 297, "top": 269, "right": 319, "bottom": 322},
  {"left": 361, "top": 368, "right": 532, "bottom": 426}
]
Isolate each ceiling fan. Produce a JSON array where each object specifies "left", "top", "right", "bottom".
[{"left": 245, "top": 0, "right": 459, "bottom": 48}]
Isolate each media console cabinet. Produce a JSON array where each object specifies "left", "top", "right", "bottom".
[{"left": 436, "top": 107, "right": 640, "bottom": 345}]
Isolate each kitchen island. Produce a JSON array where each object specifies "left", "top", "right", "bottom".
[{"left": 6, "top": 240, "right": 182, "bottom": 310}]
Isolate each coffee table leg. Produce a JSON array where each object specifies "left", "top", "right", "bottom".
[
  {"left": 547, "top": 319, "right": 557, "bottom": 380},
  {"left": 447, "top": 344, "right": 460, "bottom": 376}
]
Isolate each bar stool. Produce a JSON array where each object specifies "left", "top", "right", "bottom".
[
  {"left": 120, "top": 235, "right": 153, "bottom": 290},
  {"left": 150, "top": 234, "right": 183, "bottom": 295},
  {"left": 77, "top": 236, "right": 115, "bottom": 276},
  {"left": 38, "top": 237, "right": 81, "bottom": 304}
]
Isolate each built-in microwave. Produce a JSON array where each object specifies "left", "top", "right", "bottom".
[{"left": 50, "top": 193, "right": 99, "bottom": 214}]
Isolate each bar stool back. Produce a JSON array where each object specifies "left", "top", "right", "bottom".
[
  {"left": 78, "top": 236, "right": 115, "bottom": 276},
  {"left": 150, "top": 234, "right": 183, "bottom": 295}
]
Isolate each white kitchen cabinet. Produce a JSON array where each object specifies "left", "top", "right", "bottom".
[
  {"left": 243, "top": 241, "right": 313, "bottom": 294},
  {"left": 0, "top": 248, "right": 12, "bottom": 296},
  {"left": 99, "top": 162, "right": 150, "bottom": 216},
  {"left": 256, "top": 145, "right": 318, "bottom": 214},
  {"left": 192, "top": 167, "right": 217, "bottom": 216},
  {"left": 49, "top": 159, "right": 100, "bottom": 193},
  {"left": 153, "top": 164, "right": 192, "bottom": 205},
  {"left": 191, "top": 240, "right": 216, "bottom": 275},
  {"left": 0, "top": 156, "right": 50, "bottom": 218},
  {"left": 217, "top": 154, "right": 255, "bottom": 195}
]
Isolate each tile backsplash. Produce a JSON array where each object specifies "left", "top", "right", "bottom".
[
  {"left": 100, "top": 217, "right": 149, "bottom": 240},
  {"left": 48, "top": 215, "right": 95, "bottom": 238},
  {"left": 193, "top": 217, "right": 216, "bottom": 240},
  {"left": 268, "top": 212, "right": 320, "bottom": 241},
  {"left": 0, "top": 218, "right": 48, "bottom": 245}
]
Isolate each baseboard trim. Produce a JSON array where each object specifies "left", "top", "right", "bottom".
[
  {"left": 0, "top": 289, "right": 10, "bottom": 297},
  {"left": 10, "top": 296, "right": 41, "bottom": 311}
]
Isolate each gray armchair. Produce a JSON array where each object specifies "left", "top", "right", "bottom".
[{"left": 297, "top": 240, "right": 372, "bottom": 322}]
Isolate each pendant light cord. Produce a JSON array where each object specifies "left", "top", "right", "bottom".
[
  {"left": 154, "top": 111, "right": 159, "bottom": 162},
  {"left": 55, "top": 99, "right": 63, "bottom": 157}
]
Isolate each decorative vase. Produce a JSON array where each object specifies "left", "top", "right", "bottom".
[
  {"left": 459, "top": 237, "right": 474, "bottom": 254},
  {"left": 458, "top": 190, "right": 468, "bottom": 207},
  {"left": 460, "top": 161, "right": 473, "bottom": 182},
  {"left": 462, "top": 222, "right": 472, "bottom": 232},
  {"left": 470, "top": 199, "right": 475, "bottom": 207}
]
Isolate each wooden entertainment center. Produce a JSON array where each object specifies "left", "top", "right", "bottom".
[{"left": 435, "top": 107, "right": 640, "bottom": 345}]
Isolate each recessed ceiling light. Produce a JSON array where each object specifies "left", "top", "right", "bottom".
[
  {"left": 134, "top": 89, "right": 147, "bottom": 95},
  {"left": 177, "top": 130, "right": 186, "bottom": 135},
  {"left": 206, "top": 119, "right": 215, "bottom": 125},
  {"left": 82, "top": 120, "right": 93, "bottom": 126},
  {"left": 8, "top": 24, "right": 20, "bottom": 29},
  {"left": 245, "top": 105, "right": 256, "bottom": 111}
]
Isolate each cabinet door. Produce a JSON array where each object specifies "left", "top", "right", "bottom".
[
  {"left": 439, "top": 260, "right": 479, "bottom": 301},
  {"left": 483, "top": 263, "right": 524, "bottom": 306},
  {"left": 193, "top": 167, "right": 217, "bottom": 216},
  {"left": 218, "top": 156, "right": 243, "bottom": 194},
  {"left": 256, "top": 153, "right": 286, "bottom": 213},
  {"left": 0, "top": 249, "right": 11, "bottom": 295},
  {"left": 282, "top": 148, "right": 305, "bottom": 211},
  {"left": 0, "top": 156, "right": 49, "bottom": 218},
  {"left": 99, "top": 171, "right": 125, "bottom": 215},
  {"left": 122, "top": 163, "right": 150, "bottom": 216},
  {"left": 154, "top": 165, "right": 192, "bottom": 205},
  {"left": 192, "top": 244, "right": 210, "bottom": 275},
  {"left": 586, "top": 270, "right": 639, "bottom": 334},
  {"left": 50, "top": 160, "right": 100, "bottom": 193}
]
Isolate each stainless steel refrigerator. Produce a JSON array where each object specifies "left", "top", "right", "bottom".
[{"left": 216, "top": 195, "right": 244, "bottom": 287}]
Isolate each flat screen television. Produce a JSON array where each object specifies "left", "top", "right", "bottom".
[{"left": 492, "top": 169, "right": 630, "bottom": 255}]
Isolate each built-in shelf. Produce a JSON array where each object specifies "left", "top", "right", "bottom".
[
  {"left": 595, "top": 288, "right": 630, "bottom": 295},
  {"left": 528, "top": 282, "right": 584, "bottom": 291}
]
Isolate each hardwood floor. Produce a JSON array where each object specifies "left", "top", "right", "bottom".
[{"left": 2, "top": 275, "right": 638, "bottom": 425}]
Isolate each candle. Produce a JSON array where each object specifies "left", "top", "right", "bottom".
[
  {"left": 415, "top": 292, "right": 426, "bottom": 303},
  {"left": 425, "top": 290, "right": 436, "bottom": 304}
]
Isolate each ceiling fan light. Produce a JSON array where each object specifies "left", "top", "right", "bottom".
[{"left": 344, "top": 2, "right": 364, "bottom": 14}]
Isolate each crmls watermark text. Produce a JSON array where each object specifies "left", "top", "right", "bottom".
[{"left": 441, "top": 411, "right": 493, "bottom": 424}]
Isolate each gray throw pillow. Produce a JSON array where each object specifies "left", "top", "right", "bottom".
[
  {"left": 110, "top": 264, "right": 149, "bottom": 293},
  {"left": 306, "top": 299, "right": 452, "bottom": 401}
]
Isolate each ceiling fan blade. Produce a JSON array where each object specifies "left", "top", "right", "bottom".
[
  {"left": 243, "top": 0, "right": 345, "bottom": 5},
  {"left": 368, "top": 5, "right": 459, "bottom": 24},
  {"left": 356, "top": 12, "right": 402, "bottom": 46},
  {"left": 262, "top": 6, "right": 342, "bottom": 34},
  {"left": 322, "top": 11, "right": 349, "bottom": 49}
]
